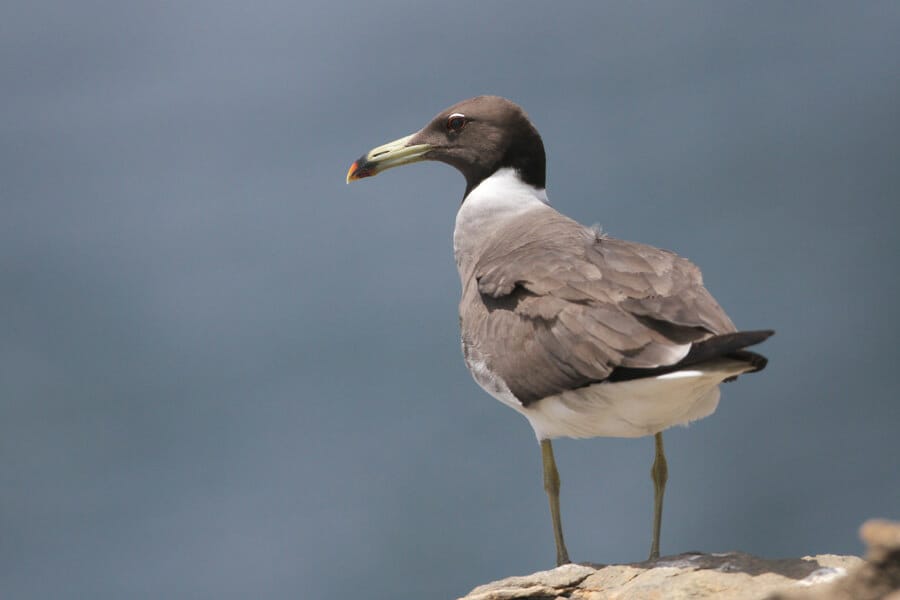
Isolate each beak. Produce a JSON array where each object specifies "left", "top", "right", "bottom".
[{"left": 346, "top": 134, "right": 432, "bottom": 183}]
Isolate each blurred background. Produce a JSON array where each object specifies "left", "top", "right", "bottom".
[{"left": 2, "top": 2, "right": 899, "bottom": 598}]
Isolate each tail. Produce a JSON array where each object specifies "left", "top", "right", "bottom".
[
  {"left": 681, "top": 330, "right": 774, "bottom": 373},
  {"left": 608, "top": 330, "right": 774, "bottom": 382}
]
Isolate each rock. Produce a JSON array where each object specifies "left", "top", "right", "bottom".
[
  {"left": 767, "top": 519, "right": 900, "bottom": 600},
  {"left": 459, "top": 553, "right": 861, "bottom": 600},
  {"left": 463, "top": 564, "right": 596, "bottom": 600},
  {"left": 458, "top": 521, "right": 900, "bottom": 599}
]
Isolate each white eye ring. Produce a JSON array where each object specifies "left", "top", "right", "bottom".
[{"left": 446, "top": 113, "right": 467, "bottom": 132}]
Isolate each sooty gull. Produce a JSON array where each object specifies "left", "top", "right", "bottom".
[{"left": 346, "top": 95, "right": 773, "bottom": 565}]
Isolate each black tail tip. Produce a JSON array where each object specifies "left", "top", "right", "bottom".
[
  {"left": 746, "top": 329, "right": 775, "bottom": 344},
  {"left": 744, "top": 350, "right": 769, "bottom": 372},
  {"left": 731, "top": 330, "right": 773, "bottom": 372}
]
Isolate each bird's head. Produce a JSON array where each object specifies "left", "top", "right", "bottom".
[{"left": 346, "top": 96, "right": 546, "bottom": 196}]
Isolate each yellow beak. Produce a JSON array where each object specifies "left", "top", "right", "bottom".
[{"left": 346, "top": 134, "right": 431, "bottom": 183}]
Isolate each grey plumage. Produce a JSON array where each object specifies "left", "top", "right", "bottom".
[{"left": 459, "top": 206, "right": 754, "bottom": 406}]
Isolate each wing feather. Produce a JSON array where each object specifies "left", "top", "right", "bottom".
[{"left": 461, "top": 211, "right": 738, "bottom": 405}]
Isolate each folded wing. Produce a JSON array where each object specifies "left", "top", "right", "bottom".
[{"left": 462, "top": 211, "right": 747, "bottom": 406}]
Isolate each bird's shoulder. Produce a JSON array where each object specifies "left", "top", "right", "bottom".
[{"left": 473, "top": 211, "right": 708, "bottom": 310}]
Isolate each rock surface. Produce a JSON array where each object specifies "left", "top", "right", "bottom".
[
  {"left": 459, "top": 520, "right": 900, "bottom": 600},
  {"left": 768, "top": 520, "right": 900, "bottom": 600}
]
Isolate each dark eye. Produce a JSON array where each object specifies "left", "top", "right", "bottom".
[{"left": 446, "top": 113, "right": 467, "bottom": 133}]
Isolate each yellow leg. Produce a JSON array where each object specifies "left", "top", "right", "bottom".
[
  {"left": 541, "top": 439, "right": 571, "bottom": 566},
  {"left": 649, "top": 432, "right": 668, "bottom": 560}
]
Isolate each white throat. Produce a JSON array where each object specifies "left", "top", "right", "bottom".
[{"left": 453, "top": 168, "right": 549, "bottom": 273}]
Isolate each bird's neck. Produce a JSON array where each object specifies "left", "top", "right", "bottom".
[{"left": 453, "top": 167, "right": 551, "bottom": 276}]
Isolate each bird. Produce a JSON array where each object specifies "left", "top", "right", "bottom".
[{"left": 346, "top": 95, "right": 772, "bottom": 566}]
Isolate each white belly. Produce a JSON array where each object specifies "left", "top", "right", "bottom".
[{"left": 466, "top": 356, "right": 753, "bottom": 440}]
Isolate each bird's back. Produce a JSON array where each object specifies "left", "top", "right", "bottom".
[{"left": 451, "top": 168, "right": 772, "bottom": 442}]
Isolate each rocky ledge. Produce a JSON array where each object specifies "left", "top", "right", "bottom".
[{"left": 459, "top": 519, "right": 900, "bottom": 600}]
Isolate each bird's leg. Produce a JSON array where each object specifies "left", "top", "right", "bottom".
[
  {"left": 540, "top": 439, "right": 571, "bottom": 566},
  {"left": 649, "top": 431, "right": 668, "bottom": 560}
]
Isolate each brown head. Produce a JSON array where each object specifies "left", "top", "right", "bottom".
[{"left": 347, "top": 96, "right": 546, "bottom": 197}]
